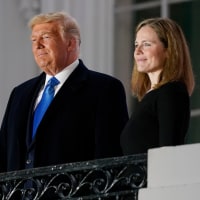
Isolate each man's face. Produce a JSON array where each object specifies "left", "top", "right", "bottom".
[{"left": 31, "top": 22, "right": 69, "bottom": 75}]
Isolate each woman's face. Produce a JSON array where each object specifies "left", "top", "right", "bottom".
[{"left": 134, "top": 25, "right": 167, "bottom": 74}]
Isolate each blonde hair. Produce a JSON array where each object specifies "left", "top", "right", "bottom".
[
  {"left": 131, "top": 18, "right": 195, "bottom": 100},
  {"left": 28, "top": 11, "right": 81, "bottom": 43}
]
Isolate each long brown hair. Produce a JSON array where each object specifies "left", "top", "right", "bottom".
[{"left": 131, "top": 18, "right": 195, "bottom": 100}]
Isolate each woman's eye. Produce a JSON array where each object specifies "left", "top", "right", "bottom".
[
  {"left": 134, "top": 41, "right": 152, "bottom": 50},
  {"left": 143, "top": 42, "right": 151, "bottom": 47}
]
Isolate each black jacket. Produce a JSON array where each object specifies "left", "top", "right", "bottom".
[{"left": 0, "top": 60, "right": 129, "bottom": 172}]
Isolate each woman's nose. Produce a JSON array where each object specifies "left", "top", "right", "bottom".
[{"left": 135, "top": 45, "right": 143, "bottom": 54}]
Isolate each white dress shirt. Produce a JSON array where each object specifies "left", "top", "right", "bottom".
[{"left": 34, "top": 59, "right": 79, "bottom": 109}]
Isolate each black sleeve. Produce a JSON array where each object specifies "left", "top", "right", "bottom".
[
  {"left": 157, "top": 82, "right": 190, "bottom": 146},
  {"left": 94, "top": 78, "right": 129, "bottom": 158},
  {"left": 0, "top": 89, "right": 16, "bottom": 172}
]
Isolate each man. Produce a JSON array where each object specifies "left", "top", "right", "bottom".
[{"left": 0, "top": 11, "right": 129, "bottom": 172}]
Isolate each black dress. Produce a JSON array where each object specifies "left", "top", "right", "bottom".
[{"left": 120, "top": 81, "right": 190, "bottom": 155}]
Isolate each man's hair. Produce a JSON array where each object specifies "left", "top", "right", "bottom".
[{"left": 28, "top": 11, "right": 81, "bottom": 43}]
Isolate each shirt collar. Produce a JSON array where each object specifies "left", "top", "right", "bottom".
[{"left": 45, "top": 59, "right": 79, "bottom": 85}]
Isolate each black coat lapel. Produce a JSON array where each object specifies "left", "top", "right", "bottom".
[{"left": 26, "top": 73, "right": 46, "bottom": 148}]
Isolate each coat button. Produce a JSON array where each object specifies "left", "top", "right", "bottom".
[{"left": 26, "top": 159, "right": 32, "bottom": 165}]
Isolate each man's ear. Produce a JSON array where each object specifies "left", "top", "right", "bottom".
[{"left": 67, "top": 37, "right": 77, "bottom": 51}]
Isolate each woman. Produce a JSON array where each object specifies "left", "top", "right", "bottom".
[{"left": 121, "top": 18, "right": 195, "bottom": 155}]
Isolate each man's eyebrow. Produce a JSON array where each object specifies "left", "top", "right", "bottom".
[
  {"left": 31, "top": 31, "right": 55, "bottom": 39},
  {"left": 42, "top": 31, "right": 55, "bottom": 36},
  {"left": 31, "top": 31, "right": 54, "bottom": 36}
]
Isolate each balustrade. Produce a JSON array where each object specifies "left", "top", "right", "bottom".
[{"left": 0, "top": 154, "right": 147, "bottom": 200}]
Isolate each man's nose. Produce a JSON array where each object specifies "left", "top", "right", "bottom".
[{"left": 34, "top": 39, "right": 44, "bottom": 49}]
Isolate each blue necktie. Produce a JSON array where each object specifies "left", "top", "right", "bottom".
[{"left": 32, "top": 77, "right": 60, "bottom": 139}]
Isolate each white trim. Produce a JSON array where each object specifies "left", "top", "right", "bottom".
[
  {"left": 19, "top": 0, "right": 40, "bottom": 22},
  {"left": 191, "top": 109, "right": 200, "bottom": 117},
  {"left": 114, "top": 0, "right": 192, "bottom": 13}
]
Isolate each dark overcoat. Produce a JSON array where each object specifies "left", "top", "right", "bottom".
[{"left": 0, "top": 60, "right": 129, "bottom": 172}]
